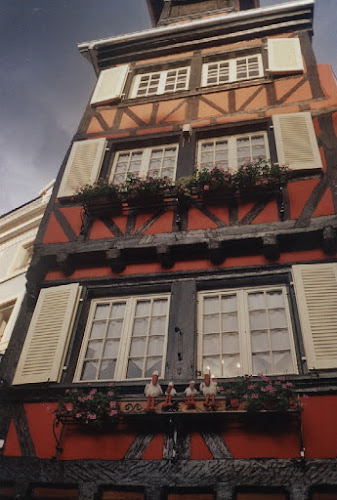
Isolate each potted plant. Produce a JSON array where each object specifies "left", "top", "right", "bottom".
[
  {"left": 221, "top": 375, "right": 301, "bottom": 412},
  {"left": 122, "top": 175, "right": 173, "bottom": 209},
  {"left": 55, "top": 387, "right": 119, "bottom": 428},
  {"left": 173, "top": 176, "right": 197, "bottom": 204},
  {"left": 76, "top": 181, "right": 123, "bottom": 216},
  {"left": 234, "top": 159, "right": 288, "bottom": 200},
  {"left": 195, "top": 166, "right": 235, "bottom": 202}
]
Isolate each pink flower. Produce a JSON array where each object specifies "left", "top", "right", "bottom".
[
  {"left": 65, "top": 389, "right": 70, "bottom": 394},
  {"left": 108, "top": 391, "right": 114, "bottom": 397},
  {"left": 87, "top": 395, "right": 94, "bottom": 401},
  {"left": 109, "top": 401, "right": 116, "bottom": 408},
  {"left": 76, "top": 413, "right": 83, "bottom": 418},
  {"left": 90, "top": 389, "right": 97, "bottom": 396},
  {"left": 203, "top": 185, "right": 210, "bottom": 191},
  {"left": 109, "top": 410, "right": 118, "bottom": 416},
  {"left": 286, "top": 382, "right": 293, "bottom": 387},
  {"left": 211, "top": 177, "right": 216, "bottom": 182},
  {"left": 251, "top": 394, "right": 259, "bottom": 399},
  {"left": 282, "top": 384, "right": 288, "bottom": 389},
  {"left": 88, "top": 414, "right": 97, "bottom": 420},
  {"left": 277, "top": 376, "right": 285, "bottom": 381},
  {"left": 248, "top": 385, "right": 256, "bottom": 390},
  {"left": 72, "top": 389, "right": 78, "bottom": 393}
]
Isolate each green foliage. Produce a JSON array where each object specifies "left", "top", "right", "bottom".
[
  {"left": 76, "top": 181, "right": 120, "bottom": 203},
  {"left": 55, "top": 387, "right": 119, "bottom": 428},
  {"left": 122, "top": 175, "right": 173, "bottom": 205},
  {"left": 220, "top": 375, "right": 302, "bottom": 412}
]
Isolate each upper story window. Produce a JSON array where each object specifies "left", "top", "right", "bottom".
[
  {"left": 198, "top": 132, "right": 268, "bottom": 171},
  {"left": 110, "top": 145, "right": 179, "bottom": 184},
  {"left": 130, "top": 67, "right": 190, "bottom": 99},
  {"left": 0, "top": 300, "right": 16, "bottom": 347},
  {"left": 202, "top": 54, "right": 263, "bottom": 87},
  {"left": 198, "top": 286, "right": 297, "bottom": 378},
  {"left": 74, "top": 294, "right": 170, "bottom": 382}
]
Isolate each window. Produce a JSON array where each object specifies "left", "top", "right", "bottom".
[
  {"left": 0, "top": 301, "right": 16, "bottom": 345},
  {"left": 198, "top": 132, "right": 268, "bottom": 171},
  {"left": 202, "top": 54, "right": 263, "bottom": 86},
  {"left": 74, "top": 294, "right": 170, "bottom": 382},
  {"left": 236, "top": 493, "right": 287, "bottom": 500},
  {"left": 29, "top": 487, "right": 78, "bottom": 499},
  {"left": 131, "top": 67, "right": 190, "bottom": 98},
  {"left": 101, "top": 490, "right": 144, "bottom": 500},
  {"left": 12, "top": 241, "right": 34, "bottom": 273},
  {"left": 110, "top": 145, "right": 178, "bottom": 184},
  {"left": 198, "top": 286, "right": 297, "bottom": 378}
]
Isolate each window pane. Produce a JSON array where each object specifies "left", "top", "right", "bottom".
[
  {"left": 85, "top": 340, "right": 103, "bottom": 359},
  {"left": 133, "top": 318, "right": 149, "bottom": 336},
  {"left": 107, "top": 320, "right": 124, "bottom": 338},
  {"left": 222, "top": 332, "right": 240, "bottom": 354},
  {"left": 249, "top": 310, "right": 268, "bottom": 330},
  {"left": 81, "top": 361, "right": 98, "bottom": 381},
  {"left": 94, "top": 304, "right": 110, "bottom": 319},
  {"left": 150, "top": 317, "right": 167, "bottom": 335},
  {"left": 252, "top": 352, "right": 272, "bottom": 375},
  {"left": 89, "top": 322, "right": 106, "bottom": 339},
  {"left": 221, "top": 354, "right": 241, "bottom": 377},
  {"left": 103, "top": 339, "right": 120, "bottom": 358},
  {"left": 204, "top": 314, "right": 220, "bottom": 333},
  {"left": 203, "top": 356, "right": 221, "bottom": 377},
  {"left": 251, "top": 331, "right": 269, "bottom": 352},
  {"left": 135, "top": 301, "right": 150, "bottom": 317},
  {"left": 221, "top": 294, "right": 237, "bottom": 312},
  {"left": 148, "top": 336, "right": 164, "bottom": 355},
  {"left": 268, "top": 309, "right": 288, "bottom": 328},
  {"left": 203, "top": 334, "right": 220, "bottom": 355},
  {"left": 127, "top": 358, "right": 143, "bottom": 378},
  {"left": 111, "top": 302, "right": 126, "bottom": 318},
  {"left": 273, "top": 350, "right": 292, "bottom": 373},
  {"left": 248, "top": 292, "right": 265, "bottom": 310},
  {"left": 145, "top": 357, "right": 162, "bottom": 377},
  {"left": 221, "top": 312, "right": 238, "bottom": 332},
  {"left": 153, "top": 299, "right": 168, "bottom": 315},
  {"left": 271, "top": 329, "right": 290, "bottom": 350},
  {"left": 99, "top": 360, "right": 116, "bottom": 380},
  {"left": 204, "top": 296, "right": 219, "bottom": 314},
  {"left": 130, "top": 338, "right": 146, "bottom": 356}
]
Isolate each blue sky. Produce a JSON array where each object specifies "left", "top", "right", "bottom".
[{"left": 0, "top": 0, "right": 336, "bottom": 215}]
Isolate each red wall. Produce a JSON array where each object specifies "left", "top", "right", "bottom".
[{"left": 3, "top": 396, "right": 337, "bottom": 460}]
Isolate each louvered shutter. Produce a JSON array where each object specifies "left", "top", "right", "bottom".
[
  {"left": 272, "top": 112, "right": 322, "bottom": 170},
  {"left": 13, "top": 284, "right": 81, "bottom": 385},
  {"left": 292, "top": 264, "right": 337, "bottom": 370},
  {"left": 57, "top": 138, "right": 107, "bottom": 197},
  {"left": 91, "top": 64, "right": 129, "bottom": 106},
  {"left": 267, "top": 38, "right": 304, "bottom": 73}
]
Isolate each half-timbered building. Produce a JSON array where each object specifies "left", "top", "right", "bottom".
[{"left": 1, "top": 0, "right": 337, "bottom": 498}]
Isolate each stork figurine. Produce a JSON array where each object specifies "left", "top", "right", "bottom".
[
  {"left": 162, "top": 381, "right": 177, "bottom": 408},
  {"left": 144, "top": 371, "right": 163, "bottom": 412},
  {"left": 199, "top": 373, "right": 218, "bottom": 409},
  {"left": 184, "top": 380, "right": 198, "bottom": 409}
]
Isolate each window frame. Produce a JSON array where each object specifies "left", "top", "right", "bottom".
[
  {"left": 109, "top": 144, "right": 179, "bottom": 184},
  {"left": 73, "top": 293, "right": 171, "bottom": 383},
  {"left": 201, "top": 53, "right": 264, "bottom": 87},
  {"left": 197, "top": 131, "right": 270, "bottom": 172},
  {"left": 130, "top": 66, "right": 191, "bottom": 99},
  {"left": 197, "top": 284, "right": 298, "bottom": 379}
]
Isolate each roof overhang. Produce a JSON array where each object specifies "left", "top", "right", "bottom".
[
  {"left": 78, "top": 0, "right": 314, "bottom": 74},
  {"left": 146, "top": 0, "right": 165, "bottom": 26}
]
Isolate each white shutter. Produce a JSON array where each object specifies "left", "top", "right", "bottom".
[
  {"left": 57, "top": 138, "right": 107, "bottom": 197},
  {"left": 272, "top": 112, "right": 322, "bottom": 170},
  {"left": 90, "top": 64, "right": 129, "bottom": 106},
  {"left": 267, "top": 38, "right": 304, "bottom": 73},
  {"left": 292, "top": 264, "right": 337, "bottom": 370},
  {"left": 13, "top": 284, "right": 81, "bottom": 385}
]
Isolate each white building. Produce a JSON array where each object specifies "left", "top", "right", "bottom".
[{"left": 0, "top": 181, "right": 54, "bottom": 356}]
